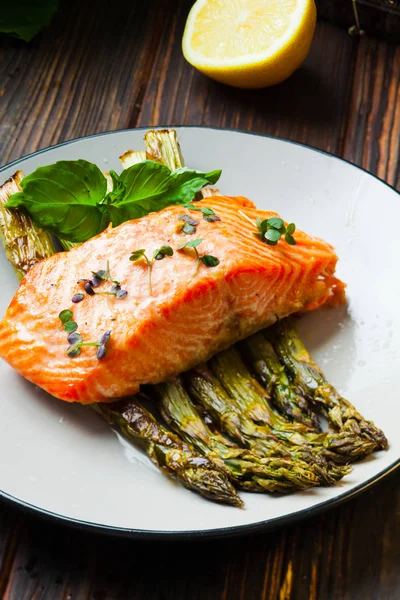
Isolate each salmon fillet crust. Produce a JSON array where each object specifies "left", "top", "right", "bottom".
[{"left": 0, "top": 195, "right": 345, "bottom": 404}]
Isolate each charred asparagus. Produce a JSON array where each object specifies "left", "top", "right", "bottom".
[
  {"left": 242, "top": 333, "right": 320, "bottom": 430},
  {"left": 188, "top": 362, "right": 351, "bottom": 482},
  {"left": 211, "top": 347, "right": 375, "bottom": 465},
  {"left": 95, "top": 398, "right": 242, "bottom": 507},
  {"left": 155, "top": 377, "right": 325, "bottom": 493},
  {"left": 269, "top": 319, "right": 388, "bottom": 450},
  {"left": 0, "top": 171, "right": 56, "bottom": 279}
]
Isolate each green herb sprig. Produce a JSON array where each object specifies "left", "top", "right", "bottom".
[
  {"left": 76, "top": 262, "right": 128, "bottom": 300},
  {"left": 58, "top": 310, "right": 111, "bottom": 359},
  {"left": 59, "top": 309, "right": 77, "bottom": 333},
  {"left": 129, "top": 245, "right": 174, "bottom": 295},
  {"left": 66, "top": 330, "right": 111, "bottom": 360},
  {"left": 183, "top": 203, "right": 221, "bottom": 223},
  {"left": 239, "top": 210, "right": 296, "bottom": 246},
  {"left": 178, "top": 214, "right": 199, "bottom": 235},
  {"left": 177, "top": 238, "right": 219, "bottom": 275}
]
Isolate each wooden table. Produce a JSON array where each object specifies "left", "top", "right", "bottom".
[{"left": 0, "top": 1, "right": 399, "bottom": 598}]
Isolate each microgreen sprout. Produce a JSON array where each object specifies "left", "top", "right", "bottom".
[
  {"left": 178, "top": 215, "right": 199, "bottom": 226},
  {"left": 71, "top": 293, "right": 84, "bottom": 303},
  {"left": 178, "top": 214, "right": 199, "bottom": 235},
  {"left": 238, "top": 210, "right": 296, "bottom": 246},
  {"left": 177, "top": 238, "right": 219, "bottom": 275},
  {"left": 66, "top": 329, "right": 112, "bottom": 360},
  {"left": 77, "top": 262, "right": 128, "bottom": 300},
  {"left": 129, "top": 245, "right": 173, "bottom": 295},
  {"left": 58, "top": 309, "right": 77, "bottom": 333},
  {"left": 183, "top": 203, "right": 221, "bottom": 223}
]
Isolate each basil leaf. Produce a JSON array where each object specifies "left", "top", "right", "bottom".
[
  {"left": 103, "top": 170, "right": 126, "bottom": 205},
  {"left": 0, "top": 1, "right": 59, "bottom": 41},
  {"left": 6, "top": 159, "right": 222, "bottom": 243},
  {"left": 5, "top": 160, "right": 108, "bottom": 243},
  {"left": 111, "top": 162, "right": 221, "bottom": 225}
]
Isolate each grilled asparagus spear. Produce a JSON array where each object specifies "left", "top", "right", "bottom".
[
  {"left": 155, "top": 377, "right": 326, "bottom": 493},
  {"left": 211, "top": 347, "right": 375, "bottom": 464},
  {"left": 269, "top": 319, "right": 388, "bottom": 450},
  {"left": 0, "top": 171, "right": 56, "bottom": 279},
  {"left": 95, "top": 399, "right": 242, "bottom": 507},
  {"left": 187, "top": 363, "right": 351, "bottom": 482},
  {"left": 119, "top": 150, "right": 147, "bottom": 168},
  {"left": 144, "top": 129, "right": 185, "bottom": 169},
  {"left": 242, "top": 333, "right": 320, "bottom": 431}
]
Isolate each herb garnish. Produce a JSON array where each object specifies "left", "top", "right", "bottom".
[
  {"left": 177, "top": 238, "right": 219, "bottom": 275},
  {"left": 71, "top": 293, "right": 84, "bottom": 303},
  {"left": 5, "top": 160, "right": 221, "bottom": 243},
  {"left": 239, "top": 210, "right": 296, "bottom": 246},
  {"left": 178, "top": 214, "right": 199, "bottom": 235},
  {"left": 129, "top": 245, "right": 174, "bottom": 295},
  {"left": 77, "top": 261, "right": 128, "bottom": 299},
  {"left": 66, "top": 330, "right": 112, "bottom": 360},
  {"left": 59, "top": 310, "right": 110, "bottom": 359},
  {"left": 59, "top": 310, "right": 77, "bottom": 333},
  {"left": 183, "top": 203, "right": 221, "bottom": 223}
]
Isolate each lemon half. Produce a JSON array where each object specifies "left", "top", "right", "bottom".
[{"left": 182, "top": 0, "right": 317, "bottom": 88}]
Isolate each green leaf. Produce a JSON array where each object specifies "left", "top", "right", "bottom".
[
  {"left": 264, "top": 229, "right": 281, "bottom": 243},
  {"left": 0, "top": 1, "right": 60, "bottom": 41},
  {"left": 153, "top": 245, "right": 174, "bottom": 260},
  {"left": 67, "top": 345, "right": 81, "bottom": 358},
  {"left": 200, "top": 207, "right": 215, "bottom": 216},
  {"left": 113, "top": 164, "right": 222, "bottom": 226},
  {"left": 201, "top": 255, "right": 219, "bottom": 267},
  {"left": 64, "top": 321, "right": 78, "bottom": 333},
  {"left": 177, "top": 238, "right": 203, "bottom": 250},
  {"left": 182, "top": 223, "right": 196, "bottom": 235},
  {"left": 285, "top": 233, "right": 296, "bottom": 245},
  {"left": 92, "top": 268, "right": 110, "bottom": 281},
  {"left": 103, "top": 170, "right": 126, "bottom": 205},
  {"left": 183, "top": 203, "right": 201, "bottom": 211},
  {"left": 129, "top": 249, "right": 147, "bottom": 262},
  {"left": 258, "top": 219, "right": 270, "bottom": 234},
  {"left": 59, "top": 309, "right": 73, "bottom": 324},
  {"left": 5, "top": 160, "right": 108, "bottom": 243},
  {"left": 267, "top": 217, "right": 284, "bottom": 231},
  {"left": 286, "top": 223, "right": 296, "bottom": 235},
  {"left": 5, "top": 158, "right": 221, "bottom": 243}
]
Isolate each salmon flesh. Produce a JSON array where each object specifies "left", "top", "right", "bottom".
[{"left": 0, "top": 196, "right": 345, "bottom": 404}]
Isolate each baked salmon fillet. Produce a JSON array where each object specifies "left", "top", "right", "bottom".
[{"left": 0, "top": 195, "right": 345, "bottom": 404}]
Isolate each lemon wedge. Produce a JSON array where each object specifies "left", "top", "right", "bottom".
[{"left": 182, "top": 0, "right": 317, "bottom": 88}]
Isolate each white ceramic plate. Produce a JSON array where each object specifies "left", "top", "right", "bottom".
[{"left": 0, "top": 128, "right": 399, "bottom": 538}]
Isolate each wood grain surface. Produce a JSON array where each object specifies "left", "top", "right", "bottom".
[{"left": 0, "top": 1, "right": 399, "bottom": 598}]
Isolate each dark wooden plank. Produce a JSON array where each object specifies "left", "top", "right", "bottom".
[
  {"left": 341, "top": 37, "right": 400, "bottom": 187},
  {"left": 0, "top": 469, "right": 399, "bottom": 599},
  {"left": 0, "top": 0, "right": 171, "bottom": 166}
]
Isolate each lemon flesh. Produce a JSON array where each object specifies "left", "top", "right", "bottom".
[{"left": 182, "top": 0, "right": 317, "bottom": 89}]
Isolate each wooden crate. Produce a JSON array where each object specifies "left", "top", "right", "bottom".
[{"left": 316, "top": 0, "right": 400, "bottom": 40}]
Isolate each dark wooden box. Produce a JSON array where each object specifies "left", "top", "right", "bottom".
[{"left": 316, "top": 0, "right": 400, "bottom": 40}]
